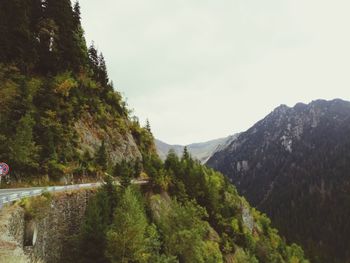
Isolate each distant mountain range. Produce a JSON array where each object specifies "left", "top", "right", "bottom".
[
  {"left": 155, "top": 135, "right": 238, "bottom": 163},
  {"left": 207, "top": 99, "right": 350, "bottom": 263}
]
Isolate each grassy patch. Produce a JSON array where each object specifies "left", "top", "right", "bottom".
[{"left": 18, "top": 192, "right": 52, "bottom": 220}]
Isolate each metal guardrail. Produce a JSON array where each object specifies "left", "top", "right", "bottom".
[
  {"left": 0, "top": 183, "right": 101, "bottom": 209},
  {"left": 0, "top": 180, "right": 149, "bottom": 209}
]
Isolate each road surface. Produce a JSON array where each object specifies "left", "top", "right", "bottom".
[{"left": 0, "top": 180, "right": 148, "bottom": 208}]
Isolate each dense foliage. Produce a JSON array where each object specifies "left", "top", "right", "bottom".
[
  {"left": 74, "top": 151, "right": 309, "bottom": 263},
  {"left": 0, "top": 0, "right": 153, "bottom": 184},
  {"left": 0, "top": 0, "right": 86, "bottom": 74},
  {"left": 1, "top": 1, "right": 309, "bottom": 262}
]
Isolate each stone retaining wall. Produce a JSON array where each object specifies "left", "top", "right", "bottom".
[{"left": 0, "top": 188, "right": 96, "bottom": 263}]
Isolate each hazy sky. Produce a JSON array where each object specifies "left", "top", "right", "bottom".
[{"left": 80, "top": 0, "right": 350, "bottom": 145}]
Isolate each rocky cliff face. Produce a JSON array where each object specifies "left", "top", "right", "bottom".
[
  {"left": 0, "top": 206, "right": 29, "bottom": 263},
  {"left": 74, "top": 112, "right": 142, "bottom": 163},
  {"left": 0, "top": 188, "right": 96, "bottom": 263},
  {"left": 207, "top": 99, "right": 350, "bottom": 263}
]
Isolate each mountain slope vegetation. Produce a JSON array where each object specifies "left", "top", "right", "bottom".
[
  {"left": 207, "top": 99, "right": 350, "bottom": 263},
  {"left": 73, "top": 152, "right": 309, "bottom": 263},
  {"left": 0, "top": 0, "right": 153, "bottom": 184},
  {"left": 0, "top": 1, "right": 309, "bottom": 262}
]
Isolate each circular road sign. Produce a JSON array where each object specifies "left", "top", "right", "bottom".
[{"left": 0, "top": 163, "right": 9, "bottom": 176}]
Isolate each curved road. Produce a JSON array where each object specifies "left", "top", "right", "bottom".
[{"left": 0, "top": 180, "right": 148, "bottom": 208}]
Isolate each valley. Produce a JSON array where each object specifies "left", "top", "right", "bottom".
[{"left": 1, "top": 0, "right": 349, "bottom": 262}]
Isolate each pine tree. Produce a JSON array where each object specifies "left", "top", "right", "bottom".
[
  {"left": 106, "top": 188, "right": 149, "bottom": 263},
  {"left": 47, "top": 129, "right": 58, "bottom": 160},
  {"left": 36, "top": 17, "right": 58, "bottom": 73},
  {"left": 78, "top": 189, "right": 111, "bottom": 263},
  {"left": 9, "top": 113, "right": 39, "bottom": 178},
  {"left": 0, "top": 0, "right": 88, "bottom": 73},
  {"left": 113, "top": 160, "right": 132, "bottom": 189},
  {"left": 102, "top": 174, "right": 119, "bottom": 222},
  {"left": 182, "top": 146, "right": 190, "bottom": 161},
  {"left": 98, "top": 53, "right": 109, "bottom": 86},
  {"left": 42, "top": 0, "right": 72, "bottom": 71},
  {"left": 72, "top": 1, "right": 81, "bottom": 28},
  {"left": 43, "top": 0, "right": 87, "bottom": 72},
  {"left": 88, "top": 43, "right": 99, "bottom": 75},
  {"left": 96, "top": 140, "right": 108, "bottom": 171},
  {"left": 120, "top": 161, "right": 133, "bottom": 189},
  {"left": 145, "top": 119, "right": 152, "bottom": 133},
  {"left": 71, "top": 0, "right": 88, "bottom": 71},
  {"left": 165, "top": 149, "right": 180, "bottom": 170},
  {"left": 0, "top": 0, "right": 37, "bottom": 71},
  {"left": 133, "top": 158, "right": 143, "bottom": 178}
]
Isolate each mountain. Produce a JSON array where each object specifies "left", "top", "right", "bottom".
[
  {"left": 155, "top": 139, "right": 184, "bottom": 160},
  {"left": 0, "top": 0, "right": 155, "bottom": 184},
  {"left": 207, "top": 99, "right": 350, "bottom": 263},
  {"left": 156, "top": 135, "right": 237, "bottom": 163},
  {"left": 0, "top": 1, "right": 310, "bottom": 262}
]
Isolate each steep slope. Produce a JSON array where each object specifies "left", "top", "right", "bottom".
[
  {"left": 75, "top": 153, "right": 309, "bottom": 263},
  {"left": 0, "top": 1, "right": 310, "bottom": 262},
  {"left": 0, "top": 0, "right": 154, "bottom": 184},
  {"left": 156, "top": 135, "right": 237, "bottom": 163},
  {"left": 207, "top": 99, "right": 350, "bottom": 263}
]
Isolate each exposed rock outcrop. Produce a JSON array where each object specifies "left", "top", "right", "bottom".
[
  {"left": 207, "top": 99, "right": 350, "bottom": 263},
  {"left": 74, "top": 113, "right": 142, "bottom": 164}
]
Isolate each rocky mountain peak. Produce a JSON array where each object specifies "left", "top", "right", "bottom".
[
  {"left": 272, "top": 104, "right": 290, "bottom": 113},
  {"left": 206, "top": 98, "right": 350, "bottom": 263}
]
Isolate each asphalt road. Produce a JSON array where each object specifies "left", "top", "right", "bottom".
[
  {"left": 0, "top": 187, "right": 49, "bottom": 197},
  {"left": 0, "top": 179, "right": 148, "bottom": 208}
]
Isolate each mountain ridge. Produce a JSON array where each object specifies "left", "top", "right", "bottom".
[
  {"left": 0, "top": 1, "right": 311, "bottom": 262},
  {"left": 207, "top": 98, "right": 350, "bottom": 263},
  {"left": 155, "top": 135, "right": 238, "bottom": 163}
]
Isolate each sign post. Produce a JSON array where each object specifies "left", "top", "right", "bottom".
[{"left": 0, "top": 163, "right": 9, "bottom": 184}]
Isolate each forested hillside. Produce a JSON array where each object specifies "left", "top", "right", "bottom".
[
  {"left": 207, "top": 99, "right": 350, "bottom": 263},
  {"left": 0, "top": 1, "right": 309, "bottom": 262},
  {"left": 0, "top": 0, "right": 154, "bottom": 184},
  {"left": 72, "top": 151, "right": 309, "bottom": 263}
]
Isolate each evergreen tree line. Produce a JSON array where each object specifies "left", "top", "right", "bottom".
[
  {"left": 0, "top": 0, "right": 110, "bottom": 86},
  {"left": 0, "top": 0, "right": 154, "bottom": 184},
  {"left": 0, "top": 64, "right": 149, "bottom": 182},
  {"left": 0, "top": 2, "right": 310, "bottom": 261},
  {"left": 71, "top": 149, "right": 309, "bottom": 263},
  {"left": 0, "top": 0, "right": 87, "bottom": 74}
]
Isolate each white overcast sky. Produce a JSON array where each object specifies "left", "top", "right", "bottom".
[{"left": 80, "top": 0, "right": 350, "bottom": 145}]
